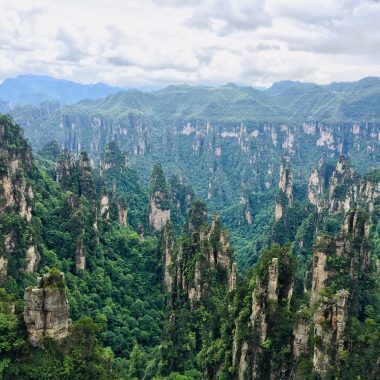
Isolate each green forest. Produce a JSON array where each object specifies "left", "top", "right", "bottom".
[{"left": 0, "top": 108, "right": 379, "bottom": 380}]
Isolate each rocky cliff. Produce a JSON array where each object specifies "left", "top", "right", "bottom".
[
  {"left": 231, "top": 156, "right": 380, "bottom": 380},
  {"left": 149, "top": 164, "right": 171, "bottom": 232},
  {"left": 149, "top": 192, "right": 171, "bottom": 231},
  {"left": 24, "top": 270, "right": 70, "bottom": 347},
  {"left": 0, "top": 115, "right": 39, "bottom": 278},
  {"left": 163, "top": 203, "right": 235, "bottom": 306},
  {"left": 232, "top": 245, "right": 295, "bottom": 379},
  {"left": 160, "top": 201, "right": 236, "bottom": 375},
  {"left": 275, "top": 165, "right": 293, "bottom": 221}
]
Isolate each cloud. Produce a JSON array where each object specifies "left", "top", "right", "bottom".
[
  {"left": 186, "top": 0, "right": 271, "bottom": 34},
  {"left": 0, "top": 0, "right": 380, "bottom": 87},
  {"left": 150, "top": 0, "right": 203, "bottom": 6}
]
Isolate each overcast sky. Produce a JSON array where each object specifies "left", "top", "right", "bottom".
[{"left": 0, "top": 0, "right": 379, "bottom": 87}]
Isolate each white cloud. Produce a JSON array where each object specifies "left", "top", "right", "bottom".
[{"left": 0, "top": 0, "right": 379, "bottom": 87}]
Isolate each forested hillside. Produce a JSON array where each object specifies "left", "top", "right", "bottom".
[
  {"left": 9, "top": 78, "right": 380, "bottom": 271},
  {"left": 0, "top": 110, "right": 379, "bottom": 379}
]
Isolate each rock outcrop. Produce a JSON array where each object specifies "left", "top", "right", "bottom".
[
  {"left": 0, "top": 116, "right": 38, "bottom": 276},
  {"left": 312, "top": 290, "right": 349, "bottom": 377},
  {"left": 293, "top": 315, "right": 309, "bottom": 359},
  {"left": 117, "top": 201, "right": 128, "bottom": 226},
  {"left": 163, "top": 207, "right": 235, "bottom": 306},
  {"left": 100, "top": 193, "right": 109, "bottom": 220},
  {"left": 327, "top": 156, "right": 358, "bottom": 215},
  {"left": 308, "top": 167, "right": 324, "bottom": 210},
  {"left": 24, "top": 271, "right": 70, "bottom": 347},
  {"left": 161, "top": 223, "right": 174, "bottom": 295},
  {"left": 149, "top": 192, "right": 170, "bottom": 231},
  {"left": 275, "top": 165, "right": 293, "bottom": 221},
  {"left": 232, "top": 246, "right": 295, "bottom": 379}
]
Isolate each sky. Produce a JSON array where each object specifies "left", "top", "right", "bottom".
[{"left": 0, "top": 0, "right": 380, "bottom": 88}]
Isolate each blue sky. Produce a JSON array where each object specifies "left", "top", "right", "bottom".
[{"left": 1, "top": 0, "right": 379, "bottom": 87}]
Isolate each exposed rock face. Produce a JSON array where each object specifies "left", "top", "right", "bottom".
[
  {"left": 229, "top": 262, "right": 238, "bottom": 291},
  {"left": 26, "top": 245, "right": 39, "bottom": 273},
  {"left": 0, "top": 256, "right": 8, "bottom": 278},
  {"left": 279, "top": 165, "right": 293, "bottom": 203},
  {"left": 162, "top": 206, "right": 235, "bottom": 309},
  {"left": 275, "top": 202, "right": 284, "bottom": 221},
  {"left": 313, "top": 290, "right": 349, "bottom": 378},
  {"left": 267, "top": 258, "right": 279, "bottom": 301},
  {"left": 327, "top": 156, "right": 358, "bottom": 215},
  {"left": 161, "top": 203, "right": 236, "bottom": 376},
  {"left": 238, "top": 342, "right": 250, "bottom": 380},
  {"left": 311, "top": 237, "right": 330, "bottom": 305},
  {"left": 0, "top": 116, "right": 37, "bottom": 276},
  {"left": 24, "top": 271, "right": 70, "bottom": 347},
  {"left": 232, "top": 157, "right": 379, "bottom": 380},
  {"left": 293, "top": 316, "right": 309, "bottom": 359},
  {"left": 56, "top": 151, "right": 76, "bottom": 183},
  {"left": 245, "top": 208, "right": 253, "bottom": 225},
  {"left": 241, "top": 192, "right": 253, "bottom": 225},
  {"left": 149, "top": 191, "right": 170, "bottom": 231},
  {"left": 117, "top": 202, "right": 128, "bottom": 226},
  {"left": 308, "top": 168, "right": 324, "bottom": 210},
  {"left": 302, "top": 168, "right": 378, "bottom": 379},
  {"left": 100, "top": 194, "right": 109, "bottom": 220},
  {"left": 162, "top": 224, "right": 174, "bottom": 295},
  {"left": 360, "top": 175, "right": 380, "bottom": 213},
  {"left": 275, "top": 165, "right": 293, "bottom": 221},
  {"left": 233, "top": 247, "right": 294, "bottom": 380},
  {"left": 75, "top": 233, "right": 85, "bottom": 272}
]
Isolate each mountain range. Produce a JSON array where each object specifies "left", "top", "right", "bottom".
[
  {"left": 0, "top": 74, "right": 121, "bottom": 106},
  {"left": 2, "top": 75, "right": 380, "bottom": 123}
]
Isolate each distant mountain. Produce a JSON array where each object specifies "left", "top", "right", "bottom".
[
  {"left": 50, "top": 76, "right": 380, "bottom": 123},
  {"left": 0, "top": 97, "right": 9, "bottom": 113},
  {"left": 7, "top": 73, "right": 380, "bottom": 288},
  {"left": 0, "top": 74, "right": 122, "bottom": 106}
]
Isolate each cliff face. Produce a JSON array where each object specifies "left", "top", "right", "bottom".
[
  {"left": 0, "top": 116, "right": 39, "bottom": 277},
  {"left": 163, "top": 206, "right": 235, "bottom": 306},
  {"left": 312, "top": 290, "right": 349, "bottom": 377},
  {"left": 24, "top": 271, "right": 70, "bottom": 347},
  {"left": 275, "top": 165, "right": 293, "bottom": 221},
  {"left": 160, "top": 201, "right": 236, "bottom": 376},
  {"left": 149, "top": 192, "right": 170, "bottom": 232},
  {"left": 14, "top": 99, "right": 380, "bottom": 237},
  {"left": 308, "top": 167, "right": 324, "bottom": 210},
  {"left": 327, "top": 156, "right": 359, "bottom": 215},
  {"left": 149, "top": 164, "right": 172, "bottom": 232},
  {"left": 231, "top": 157, "right": 380, "bottom": 380},
  {"left": 293, "top": 160, "right": 378, "bottom": 379},
  {"left": 232, "top": 246, "right": 295, "bottom": 380}
]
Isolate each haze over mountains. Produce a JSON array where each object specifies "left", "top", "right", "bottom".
[
  {"left": 2, "top": 75, "right": 380, "bottom": 123},
  {"left": 0, "top": 74, "right": 121, "bottom": 106},
  {"left": 8, "top": 73, "right": 380, "bottom": 272}
]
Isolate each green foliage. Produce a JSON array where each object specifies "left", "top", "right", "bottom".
[
  {"left": 6, "top": 317, "right": 115, "bottom": 380},
  {"left": 37, "top": 141, "right": 60, "bottom": 161},
  {"left": 150, "top": 163, "right": 172, "bottom": 210},
  {"left": 1, "top": 109, "right": 380, "bottom": 379},
  {"left": 44, "top": 268, "right": 65, "bottom": 288}
]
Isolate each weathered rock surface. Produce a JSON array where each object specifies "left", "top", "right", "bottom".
[
  {"left": 149, "top": 191, "right": 170, "bottom": 231},
  {"left": 0, "top": 117, "right": 37, "bottom": 276},
  {"left": 275, "top": 165, "right": 293, "bottom": 221},
  {"left": 233, "top": 249, "right": 294, "bottom": 380},
  {"left": 100, "top": 194, "right": 109, "bottom": 220},
  {"left": 312, "top": 290, "right": 349, "bottom": 378},
  {"left": 24, "top": 271, "right": 70, "bottom": 347},
  {"left": 308, "top": 167, "right": 324, "bottom": 210},
  {"left": 117, "top": 202, "right": 128, "bottom": 226},
  {"left": 293, "top": 316, "right": 309, "bottom": 359}
]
